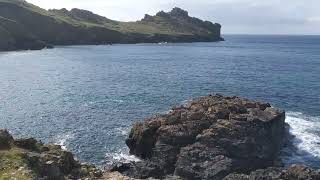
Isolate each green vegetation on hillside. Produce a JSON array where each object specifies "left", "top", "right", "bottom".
[
  {"left": 0, "top": 130, "right": 102, "bottom": 179},
  {"left": 0, "top": 0, "right": 223, "bottom": 51},
  {"left": 0, "top": 148, "right": 34, "bottom": 180}
]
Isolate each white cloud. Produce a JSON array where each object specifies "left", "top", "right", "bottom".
[
  {"left": 307, "top": 17, "right": 320, "bottom": 23},
  {"left": 27, "top": 0, "right": 320, "bottom": 35}
]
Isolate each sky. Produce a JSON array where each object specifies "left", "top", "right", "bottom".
[{"left": 27, "top": 0, "right": 320, "bottom": 35}]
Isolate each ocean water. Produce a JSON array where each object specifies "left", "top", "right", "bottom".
[{"left": 0, "top": 35, "right": 320, "bottom": 168}]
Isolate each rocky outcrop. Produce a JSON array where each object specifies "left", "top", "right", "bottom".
[
  {"left": 140, "top": 7, "right": 223, "bottom": 42},
  {"left": 0, "top": 130, "right": 102, "bottom": 180},
  {"left": 109, "top": 94, "right": 319, "bottom": 179}
]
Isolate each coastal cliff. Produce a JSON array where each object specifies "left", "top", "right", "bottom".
[
  {"left": 0, "top": 0, "right": 223, "bottom": 51},
  {"left": 1, "top": 95, "right": 319, "bottom": 179}
]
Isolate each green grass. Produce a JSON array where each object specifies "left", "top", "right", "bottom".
[
  {"left": 0, "top": 0, "right": 50, "bottom": 16},
  {"left": 0, "top": 0, "right": 196, "bottom": 36},
  {"left": 0, "top": 0, "right": 221, "bottom": 50},
  {"left": 0, "top": 149, "right": 34, "bottom": 180}
]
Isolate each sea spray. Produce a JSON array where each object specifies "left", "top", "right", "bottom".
[{"left": 282, "top": 112, "right": 320, "bottom": 168}]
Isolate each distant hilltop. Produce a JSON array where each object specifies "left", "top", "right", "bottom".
[{"left": 0, "top": 0, "right": 223, "bottom": 51}]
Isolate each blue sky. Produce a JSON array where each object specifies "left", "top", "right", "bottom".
[{"left": 28, "top": 0, "right": 320, "bottom": 35}]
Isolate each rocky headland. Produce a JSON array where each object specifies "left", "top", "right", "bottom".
[
  {"left": 1, "top": 95, "right": 320, "bottom": 179},
  {"left": 0, "top": 0, "right": 223, "bottom": 51}
]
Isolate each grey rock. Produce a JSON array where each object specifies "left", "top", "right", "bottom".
[
  {"left": 121, "top": 95, "right": 287, "bottom": 179},
  {"left": 14, "top": 138, "right": 41, "bottom": 152},
  {"left": 0, "top": 129, "right": 13, "bottom": 149},
  {"left": 223, "top": 165, "right": 320, "bottom": 180}
]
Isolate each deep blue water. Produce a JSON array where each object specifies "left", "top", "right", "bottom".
[{"left": 0, "top": 35, "right": 320, "bottom": 167}]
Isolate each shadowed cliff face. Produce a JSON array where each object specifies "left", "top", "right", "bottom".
[
  {"left": 0, "top": 16, "right": 48, "bottom": 51},
  {"left": 0, "top": 1, "right": 223, "bottom": 51},
  {"left": 0, "top": 1, "right": 125, "bottom": 47}
]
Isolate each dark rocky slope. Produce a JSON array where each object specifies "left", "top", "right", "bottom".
[
  {"left": 0, "top": 0, "right": 223, "bottom": 51},
  {"left": 0, "top": 16, "right": 50, "bottom": 51},
  {"left": 110, "top": 95, "right": 320, "bottom": 180}
]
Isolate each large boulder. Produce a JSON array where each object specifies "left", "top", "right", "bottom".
[{"left": 120, "top": 95, "right": 287, "bottom": 179}]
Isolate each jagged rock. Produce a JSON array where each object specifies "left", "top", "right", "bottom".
[
  {"left": 174, "top": 143, "right": 237, "bottom": 180},
  {"left": 282, "top": 165, "right": 320, "bottom": 179},
  {"left": 169, "top": 7, "right": 189, "bottom": 17},
  {"left": 223, "top": 173, "right": 249, "bottom": 180},
  {"left": 121, "top": 95, "right": 287, "bottom": 179},
  {"left": 0, "top": 129, "right": 13, "bottom": 149},
  {"left": 42, "top": 160, "right": 64, "bottom": 179},
  {"left": 103, "top": 172, "right": 182, "bottom": 180},
  {"left": 103, "top": 171, "right": 135, "bottom": 180},
  {"left": 14, "top": 138, "right": 40, "bottom": 151},
  {"left": 223, "top": 165, "right": 320, "bottom": 180}
]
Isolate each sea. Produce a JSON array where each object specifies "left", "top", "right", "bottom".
[{"left": 0, "top": 35, "right": 319, "bottom": 168}]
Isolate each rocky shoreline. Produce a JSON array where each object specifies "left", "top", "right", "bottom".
[
  {"left": 1, "top": 95, "right": 320, "bottom": 179},
  {"left": 109, "top": 95, "right": 320, "bottom": 179},
  {"left": 0, "top": 129, "right": 102, "bottom": 179}
]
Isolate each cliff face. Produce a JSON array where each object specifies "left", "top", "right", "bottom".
[
  {"left": 0, "top": 16, "right": 48, "bottom": 51},
  {"left": 0, "top": 0, "right": 223, "bottom": 51},
  {"left": 0, "top": 0, "right": 125, "bottom": 49},
  {"left": 141, "top": 7, "right": 222, "bottom": 40}
]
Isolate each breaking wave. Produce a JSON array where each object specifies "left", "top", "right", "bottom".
[
  {"left": 282, "top": 111, "right": 320, "bottom": 167},
  {"left": 54, "top": 132, "right": 75, "bottom": 150},
  {"left": 105, "top": 148, "right": 140, "bottom": 165}
]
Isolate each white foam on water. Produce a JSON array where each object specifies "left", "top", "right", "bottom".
[
  {"left": 111, "top": 152, "right": 141, "bottom": 163},
  {"left": 159, "top": 109, "right": 173, "bottom": 115},
  {"left": 54, "top": 132, "right": 75, "bottom": 150},
  {"left": 114, "top": 127, "right": 130, "bottom": 136},
  {"left": 181, "top": 99, "right": 191, "bottom": 106},
  {"left": 112, "top": 99, "right": 124, "bottom": 103},
  {"left": 105, "top": 148, "right": 141, "bottom": 165},
  {"left": 284, "top": 111, "right": 320, "bottom": 164}
]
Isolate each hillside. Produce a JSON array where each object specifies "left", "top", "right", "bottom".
[{"left": 0, "top": 0, "right": 223, "bottom": 51}]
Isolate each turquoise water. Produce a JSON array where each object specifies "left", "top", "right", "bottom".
[{"left": 0, "top": 35, "right": 320, "bottom": 167}]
